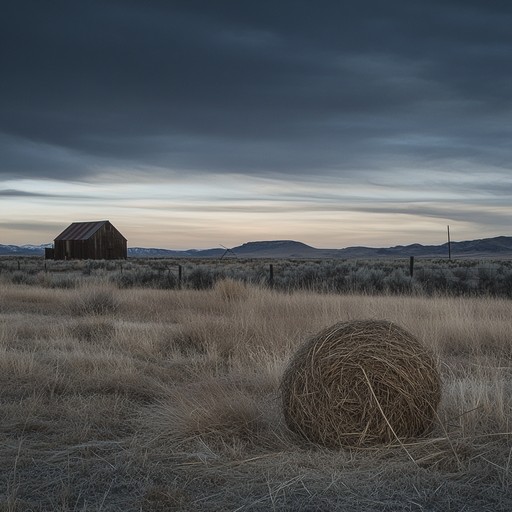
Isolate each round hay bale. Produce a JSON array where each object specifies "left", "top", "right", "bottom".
[{"left": 281, "top": 320, "right": 441, "bottom": 448}]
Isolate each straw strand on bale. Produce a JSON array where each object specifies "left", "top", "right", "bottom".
[{"left": 281, "top": 320, "right": 441, "bottom": 448}]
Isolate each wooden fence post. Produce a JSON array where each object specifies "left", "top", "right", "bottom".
[
  {"left": 447, "top": 225, "right": 451, "bottom": 260},
  {"left": 269, "top": 264, "right": 274, "bottom": 287},
  {"left": 409, "top": 256, "right": 414, "bottom": 278},
  {"left": 178, "top": 264, "right": 183, "bottom": 289}
]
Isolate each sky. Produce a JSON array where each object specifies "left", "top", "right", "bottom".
[{"left": 1, "top": 0, "right": 511, "bottom": 249}]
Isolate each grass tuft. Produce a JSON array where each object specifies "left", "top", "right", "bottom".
[
  {"left": 69, "top": 285, "right": 119, "bottom": 316},
  {"left": 213, "top": 278, "right": 249, "bottom": 302}
]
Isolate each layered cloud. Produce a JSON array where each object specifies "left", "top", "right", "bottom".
[
  {"left": 1, "top": 1, "right": 511, "bottom": 246},
  {"left": 1, "top": 1, "right": 511, "bottom": 181}
]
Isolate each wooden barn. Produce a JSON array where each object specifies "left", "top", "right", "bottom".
[{"left": 53, "top": 221, "right": 127, "bottom": 260}]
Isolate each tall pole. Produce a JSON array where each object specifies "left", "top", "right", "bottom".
[{"left": 447, "top": 225, "right": 451, "bottom": 260}]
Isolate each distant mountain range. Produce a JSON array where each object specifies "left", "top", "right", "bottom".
[
  {"left": 2, "top": 236, "right": 512, "bottom": 259},
  {"left": 0, "top": 243, "right": 54, "bottom": 256}
]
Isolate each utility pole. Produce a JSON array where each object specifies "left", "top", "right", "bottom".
[{"left": 447, "top": 225, "right": 451, "bottom": 260}]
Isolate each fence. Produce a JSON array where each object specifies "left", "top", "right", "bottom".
[{"left": 2, "top": 255, "right": 512, "bottom": 297}]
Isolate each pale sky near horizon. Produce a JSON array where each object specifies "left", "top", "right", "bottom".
[{"left": 1, "top": 1, "right": 511, "bottom": 249}]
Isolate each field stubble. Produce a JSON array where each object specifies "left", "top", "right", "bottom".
[{"left": 0, "top": 277, "right": 512, "bottom": 510}]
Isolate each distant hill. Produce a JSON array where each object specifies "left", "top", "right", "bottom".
[
  {"left": 128, "top": 247, "right": 195, "bottom": 258},
  {"left": 336, "top": 236, "right": 512, "bottom": 259},
  {"left": 225, "top": 240, "right": 328, "bottom": 258},
  {"left": 0, "top": 243, "right": 53, "bottom": 256},
  {"left": 2, "top": 236, "right": 512, "bottom": 259}
]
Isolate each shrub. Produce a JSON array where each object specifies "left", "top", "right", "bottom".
[
  {"left": 186, "top": 267, "right": 215, "bottom": 290},
  {"left": 110, "top": 269, "right": 177, "bottom": 289}
]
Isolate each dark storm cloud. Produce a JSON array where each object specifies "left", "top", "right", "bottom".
[{"left": 1, "top": 0, "right": 511, "bottom": 180}]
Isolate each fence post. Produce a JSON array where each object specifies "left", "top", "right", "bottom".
[
  {"left": 409, "top": 256, "right": 414, "bottom": 278},
  {"left": 17, "top": 260, "right": 20, "bottom": 271},
  {"left": 178, "top": 264, "right": 182, "bottom": 289},
  {"left": 447, "top": 225, "right": 451, "bottom": 260},
  {"left": 269, "top": 263, "right": 274, "bottom": 287}
]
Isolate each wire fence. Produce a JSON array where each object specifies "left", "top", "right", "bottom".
[{"left": 1, "top": 255, "right": 512, "bottom": 297}]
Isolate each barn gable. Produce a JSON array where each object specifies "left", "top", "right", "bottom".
[{"left": 53, "top": 220, "right": 127, "bottom": 260}]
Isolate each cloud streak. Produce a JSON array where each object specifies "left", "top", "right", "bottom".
[{"left": 0, "top": 189, "right": 54, "bottom": 197}]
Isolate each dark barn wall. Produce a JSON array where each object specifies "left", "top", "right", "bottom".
[
  {"left": 87, "top": 223, "right": 127, "bottom": 260},
  {"left": 55, "top": 240, "right": 88, "bottom": 260},
  {"left": 54, "top": 222, "right": 127, "bottom": 260}
]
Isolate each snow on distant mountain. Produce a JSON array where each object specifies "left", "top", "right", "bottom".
[
  {"left": 21, "top": 243, "right": 53, "bottom": 251},
  {"left": 2, "top": 236, "right": 512, "bottom": 259},
  {"left": 128, "top": 247, "right": 194, "bottom": 258},
  {"left": 0, "top": 243, "right": 52, "bottom": 256}
]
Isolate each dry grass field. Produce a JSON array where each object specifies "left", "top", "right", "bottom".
[{"left": 1, "top": 276, "right": 512, "bottom": 511}]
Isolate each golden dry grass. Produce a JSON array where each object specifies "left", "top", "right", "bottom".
[{"left": 0, "top": 278, "right": 511, "bottom": 510}]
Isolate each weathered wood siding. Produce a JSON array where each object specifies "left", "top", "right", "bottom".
[{"left": 54, "top": 222, "right": 127, "bottom": 260}]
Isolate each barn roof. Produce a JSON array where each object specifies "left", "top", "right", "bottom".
[{"left": 54, "top": 221, "right": 110, "bottom": 241}]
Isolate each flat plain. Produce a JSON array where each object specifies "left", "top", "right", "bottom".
[{"left": 1, "top": 262, "right": 512, "bottom": 511}]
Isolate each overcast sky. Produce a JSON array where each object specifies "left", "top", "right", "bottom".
[{"left": 1, "top": 0, "right": 511, "bottom": 248}]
